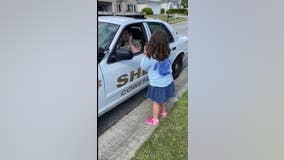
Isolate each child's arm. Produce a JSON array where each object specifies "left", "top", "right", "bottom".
[{"left": 140, "top": 56, "right": 153, "bottom": 70}]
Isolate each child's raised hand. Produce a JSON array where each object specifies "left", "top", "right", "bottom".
[{"left": 143, "top": 45, "right": 148, "bottom": 55}]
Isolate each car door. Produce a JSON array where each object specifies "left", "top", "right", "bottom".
[
  {"left": 101, "top": 23, "right": 149, "bottom": 112},
  {"left": 145, "top": 21, "right": 178, "bottom": 60}
]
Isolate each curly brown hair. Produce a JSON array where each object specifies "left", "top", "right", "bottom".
[{"left": 145, "top": 30, "right": 170, "bottom": 61}]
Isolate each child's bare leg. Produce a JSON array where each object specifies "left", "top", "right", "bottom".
[
  {"left": 161, "top": 102, "right": 167, "bottom": 113},
  {"left": 152, "top": 101, "right": 160, "bottom": 121}
]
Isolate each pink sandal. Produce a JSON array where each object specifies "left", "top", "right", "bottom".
[
  {"left": 160, "top": 112, "right": 168, "bottom": 118},
  {"left": 146, "top": 117, "right": 160, "bottom": 126}
]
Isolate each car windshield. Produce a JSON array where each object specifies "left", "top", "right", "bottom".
[{"left": 98, "top": 22, "right": 119, "bottom": 50}]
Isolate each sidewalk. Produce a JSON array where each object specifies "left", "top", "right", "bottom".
[
  {"left": 169, "top": 19, "right": 187, "bottom": 24},
  {"left": 169, "top": 15, "right": 188, "bottom": 24},
  {"left": 146, "top": 14, "right": 188, "bottom": 24},
  {"left": 98, "top": 67, "right": 188, "bottom": 160}
]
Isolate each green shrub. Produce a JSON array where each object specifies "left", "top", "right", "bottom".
[
  {"left": 160, "top": 8, "right": 165, "bottom": 14},
  {"left": 142, "top": 7, "right": 153, "bottom": 15},
  {"left": 167, "top": 8, "right": 188, "bottom": 15}
]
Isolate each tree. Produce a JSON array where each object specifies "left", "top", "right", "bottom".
[
  {"left": 160, "top": 8, "right": 165, "bottom": 14},
  {"left": 142, "top": 7, "right": 153, "bottom": 15},
  {"left": 181, "top": 0, "right": 188, "bottom": 8}
]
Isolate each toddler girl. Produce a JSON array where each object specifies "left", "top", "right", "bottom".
[{"left": 141, "top": 30, "right": 175, "bottom": 126}]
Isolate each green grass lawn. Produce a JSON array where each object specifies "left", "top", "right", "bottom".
[
  {"left": 131, "top": 91, "right": 188, "bottom": 160},
  {"left": 146, "top": 14, "right": 188, "bottom": 24}
]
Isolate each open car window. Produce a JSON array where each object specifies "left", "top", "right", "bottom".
[{"left": 115, "top": 23, "right": 147, "bottom": 57}]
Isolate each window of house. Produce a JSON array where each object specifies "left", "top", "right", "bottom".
[
  {"left": 127, "top": 4, "right": 135, "bottom": 12},
  {"left": 118, "top": 4, "right": 121, "bottom": 12}
]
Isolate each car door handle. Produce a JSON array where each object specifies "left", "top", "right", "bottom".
[{"left": 172, "top": 47, "right": 176, "bottom": 50}]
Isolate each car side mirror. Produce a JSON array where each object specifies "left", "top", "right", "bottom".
[
  {"left": 116, "top": 49, "right": 133, "bottom": 60},
  {"left": 111, "top": 48, "right": 133, "bottom": 61}
]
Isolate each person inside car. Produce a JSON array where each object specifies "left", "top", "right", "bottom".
[{"left": 117, "top": 27, "right": 141, "bottom": 54}]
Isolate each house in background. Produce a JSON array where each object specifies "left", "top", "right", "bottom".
[
  {"left": 137, "top": 0, "right": 180, "bottom": 14},
  {"left": 98, "top": 0, "right": 113, "bottom": 12},
  {"left": 161, "top": 0, "right": 181, "bottom": 10},
  {"left": 137, "top": 0, "right": 161, "bottom": 15},
  {"left": 98, "top": 0, "right": 138, "bottom": 13}
]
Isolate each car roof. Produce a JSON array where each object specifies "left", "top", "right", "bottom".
[
  {"left": 98, "top": 16, "right": 141, "bottom": 25},
  {"left": 98, "top": 16, "right": 164, "bottom": 25}
]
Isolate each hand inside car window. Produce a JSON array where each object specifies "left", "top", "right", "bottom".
[{"left": 117, "top": 28, "right": 141, "bottom": 54}]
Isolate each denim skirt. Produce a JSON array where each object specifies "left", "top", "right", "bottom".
[{"left": 146, "top": 81, "right": 175, "bottom": 103}]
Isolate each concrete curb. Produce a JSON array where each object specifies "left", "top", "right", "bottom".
[
  {"left": 98, "top": 67, "right": 188, "bottom": 160},
  {"left": 169, "top": 19, "right": 188, "bottom": 24}
]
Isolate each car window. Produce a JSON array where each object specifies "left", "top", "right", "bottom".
[
  {"left": 112, "top": 23, "right": 147, "bottom": 62},
  {"left": 146, "top": 22, "right": 174, "bottom": 43},
  {"left": 98, "top": 22, "right": 120, "bottom": 50}
]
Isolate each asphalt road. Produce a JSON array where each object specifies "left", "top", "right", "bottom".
[
  {"left": 172, "top": 20, "right": 189, "bottom": 69},
  {"left": 98, "top": 88, "right": 147, "bottom": 136},
  {"left": 172, "top": 21, "right": 189, "bottom": 37},
  {"left": 98, "top": 21, "right": 189, "bottom": 136}
]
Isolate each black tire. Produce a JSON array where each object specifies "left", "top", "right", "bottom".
[{"left": 172, "top": 54, "right": 183, "bottom": 79}]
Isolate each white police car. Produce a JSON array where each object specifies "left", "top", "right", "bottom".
[{"left": 98, "top": 16, "right": 188, "bottom": 116}]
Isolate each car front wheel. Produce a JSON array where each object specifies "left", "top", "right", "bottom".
[{"left": 172, "top": 54, "right": 183, "bottom": 79}]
